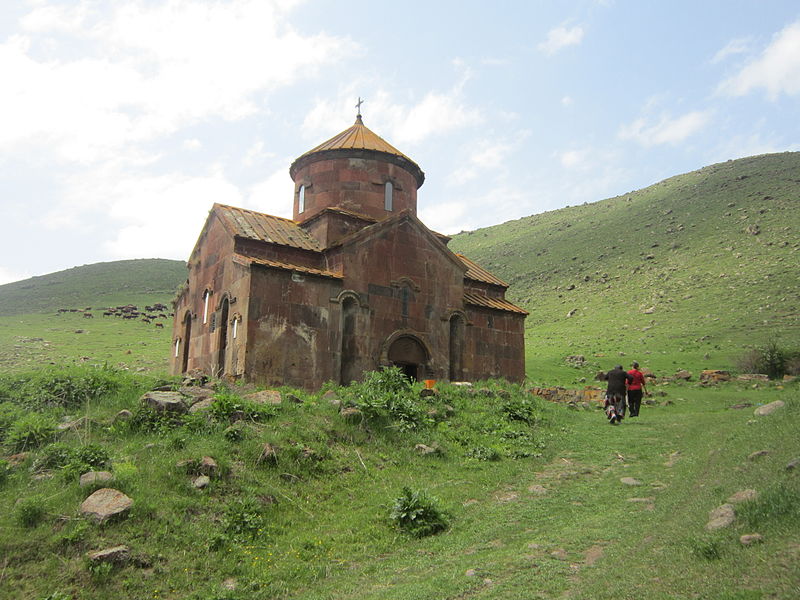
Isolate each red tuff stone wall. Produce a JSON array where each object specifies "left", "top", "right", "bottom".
[
  {"left": 326, "top": 216, "right": 468, "bottom": 382},
  {"left": 464, "top": 306, "right": 526, "bottom": 382},
  {"left": 171, "top": 213, "right": 252, "bottom": 378},
  {"left": 292, "top": 155, "right": 418, "bottom": 223},
  {"left": 244, "top": 266, "right": 343, "bottom": 389}
]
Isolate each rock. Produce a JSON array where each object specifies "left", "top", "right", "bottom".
[
  {"left": 58, "top": 416, "right": 89, "bottom": 431},
  {"left": 140, "top": 391, "right": 187, "bottom": 414},
  {"left": 80, "top": 488, "right": 133, "bottom": 524},
  {"left": 738, "top": 374, "right": 769, "bottom": 382},
  {"left": 754, "top": 400, "right": 785, "bottom": 416},
  {"left": 627, "top": 497, "right": 655, "bottom": 503},
  {"left": 550, "top": 548, "right": 568, "bottom": 560},
  {"left": 322, "top": 390, "right": 340, "bottom": 405},
  {"left": 419, "top": 388, "right": 436, "bottom": 398},
  {"left": 340, "top": 407, "right": 362, "bottom": 422},
  {"left": 566, "top": 308, "right": 577, "bottom": 318},
  {"left": 188, "top": 398, "right": 214, "bottom": 414},
  {"left": 199, "top": 456, "right": 218, "bottom": 477},
  {"left": 528, "top": 484, "right": 548, "bottom": 495},
  {"left": 745, "top": 224, "right": 760, "bottom": 235},
  {"left": 620, "top": 477, "right": 642, "bottom": 486},
  {"left": 728, "top": 402, "right": 752, "bottom": 410},
  {"left": 740, "top": 534, "right": 764, "bottom": 546},
  {"left": 748, "top": 450, "right": 769, "bottom": 461},
  {"left": 87, "top": 545, "right": 130, "bottom": 565},
  {"left": 705, "top": 504, "right": 735, "bottom": 531},
  {"left": 465, "top": 569, "right": 478, "bottom": 577},
  {"left": 221, "top": 578, "right": 237, "bottom": 591},
  {"left": 245, "top": 390, "right": 282, "bottom": 405},
  {"left": 258, "top": 443, "right": 279, "bottom": 465},
  {"left": 700, "top": 370, "right": 731, "bottom": 383},
  {"left": 6, "top": 452, "right": 30, "bottom": 467},
  {"left": 673, "top": 370, "right": 692, "bottom": 381},
  {"left": 193, "top": 475, "right": 211, "bottom": 489},
  {"left": 80, "top": 471, "right": 114, "bottom": 487},
  {"left": 786, "top": 458, "right": 800, "bottom": 471},
  {"left": 179, "top": 386, "right": 213, "bottom": 405},
  {"left": 414, "top": 443, "right": 438, "bottom": 455},
  {"left": 114, "top": 409, "right": 133, "bottom": 422},
  {"left": 643, "top": 306, "right": 656, "bottom": 314},
  {"left": 286, "top": 393, "right": 303, "bottom": 404},
  {"left": 728, "top": 489, "right": 758, "bottom": 503}
]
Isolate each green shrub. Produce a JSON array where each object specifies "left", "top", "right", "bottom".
[
  {"left": 502, "top": 395, "right": 539, "bottom": 424},
  {"left": 0, "top": 402, "right": 24, "bottom": 442},
  {"left": 737, "top": 482, "right": 800, "bottom": 529},
  {"left": 341, "top": 367, "right": 427, "bottom": 431},
  {"left": 465, "top": 445, "right": 501, "bottom": 461},
  {"left": 7, "top": 414, "right": 57, "bottom": 451},
  {"left": 0, "top": 365, "right": 137, "bottom": 410},
  {"left": 224, "top": 498, "right": 266, "bottom": 538},
  {"left": 0, "top": 458, "right": 9, "bottom": 486},
  {"left": 210, "top": 391, "right": 277, "bottom": 423},
  {"left": 126, "top": 404, "right": 182, "bottom": 434},
  {"left": 688, "top": 536, "right": 724, "bottom": 560},
  {"left": 16, "top": 496, "right": 47, "bottom": 528},
  {"left": 390, "top": 486, "right": 449, "bottom": 538},
  {"left": 736, "top": 340, "right": 799, "bottom": 379}
]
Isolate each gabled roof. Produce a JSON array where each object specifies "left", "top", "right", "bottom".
[
  {"left": 232, "top": 254, "right": 342, "bottom": 279},
  {"left": 457, "top": 254, "right": 509, "bottom": 288},
  {"left": 213, "top": 203, "right": 322, "bottom": 252},
  {"left": 328, "top": 209, "right": 468, "bottom": 273},
  {"left": 464, "top": 291, "right": 528, "bottom": 315}
]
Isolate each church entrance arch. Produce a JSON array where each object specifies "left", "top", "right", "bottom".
[
  {"left": 181, "top": 310, "right": 192, "bottom": 374},
  {"left": 387, "top": 334, "right": 428, "bottom": 381},
  {"left": 216, "top": 297, "right": 230, "bottom": 377}
]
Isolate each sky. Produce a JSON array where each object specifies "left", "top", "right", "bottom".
[{"left": 1, "top": 0, "right": 799, "bottom": 285}]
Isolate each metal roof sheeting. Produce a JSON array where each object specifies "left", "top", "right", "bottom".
[
  {"left": 464, "top": 291, "right": 528, "bottom": 315},
  {"left": 214, "top": 204, "right": 321, "bottom": 251},
  {"left": 457, "top": 254, "right": 509, "bottom": 288},
  {"left": 299, "top": 116, "right": 416, "bottom": 163},
  {"left": 233, "top": 254, "right": 342, "bottom": 279}
]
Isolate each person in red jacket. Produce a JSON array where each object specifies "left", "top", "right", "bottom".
[{"left": 626, "top": 361, "right": 648, "bottom": 417}]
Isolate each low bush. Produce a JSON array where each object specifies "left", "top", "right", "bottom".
[
  {"left": 224, "top": 498, "right": 266, "bottom": 538},
  {"left": 736, "top": 340, "right": 799, "bottom": 379},
  {"left": 16, "top": 496, "right": 47, "bottom": 528},
  {"left": 6, "top": 413, "right": 57, "bottom": 452},
  {"left": 689, "top": 536, "right": 724, "bottom": 560},
  {"left": 0, "top": 402, "right": 24, "bottom": 442},
  {"left": 210, "top": 391, "right": 277, "bottom": 423},
  {"left": 390, "top": 486, "right": 449, "bottom": 538},
  {"left": 341, "top": 367, "right": 427, "bottom": 431}
]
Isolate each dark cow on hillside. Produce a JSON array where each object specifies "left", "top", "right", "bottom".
[
  {"left": 83, "top": 313, "right": 94, "bottom": 318},
  {"left": 154, "top": 322, "right": 164, "bottom": 328}
]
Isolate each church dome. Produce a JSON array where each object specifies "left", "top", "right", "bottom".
[
  {"left": 289, "top": 115, "right": 425, "bottom": 187},
  {"left": 289, "top": 114, "right": 425, "bottom": 224}
]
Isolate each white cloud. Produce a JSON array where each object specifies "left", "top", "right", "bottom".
[
  {"left": 711, "top": 37, "right": 751, "bottom": 64},
  {"left": 0, "top": 1, "right": 356, "bottom": 164},
  {"left": 418, "top": 201, "right": 473, "bottom": 236},
  {"left": 183, "top": 139, "right": 202, "bottom": 150},
  {"left": 538, "top": 25, "right": 584, "bottom": 56},
  {"left": 561, "top": 96, "right": 574, "bottom": 106},
  {"left": 302, "top": 77, "right": 482, "bottom": 150},
  {"left": 248, "top": 168, "right": 295, "bottom": 219},
  {"left": 559, "top": 149, "right": 587, "bottom": 168},
  {"left": 0, "top": 265, "right": 31, "bottom": 286},
  {"left": 618, "top": 110, "right": 712, "bottom": 146},
  {"left": 718, "top": 21, "right": 800, "bottom": 99}
]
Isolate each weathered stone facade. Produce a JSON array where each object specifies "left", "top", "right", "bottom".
[{"left": 171, "top": 116, "right": 527, "bottom": 390}]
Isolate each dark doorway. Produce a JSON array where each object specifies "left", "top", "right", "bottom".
[
  {"left": 216, "top": 298, "right": 230, "bottom": 377},
  {"left": 449, "top": 314, "right": 465, "bottom": 381},
  {"left": 181, "top": 310, "right": 192, "bottom": 374},
  {"left": 340, "top": 297, "right": 358, "bottom": 384},
  {"left": 387, "top": 335, "right": 427, "bottom": 382}
]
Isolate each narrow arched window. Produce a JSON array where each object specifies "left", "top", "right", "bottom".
[
  {"left": 384, "top": 181, "right": 393, "bottom": 211},
  {"left": 174, "top": 338, "right": 181, "bottom": 358},
  {"left": 298, "top": 185, "right": 305, "bottom": 213},
  {"left": 202, "top": 289, "right": 211, "bottom": 324}
]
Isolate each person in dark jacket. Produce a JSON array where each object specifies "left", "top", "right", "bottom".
[{"left": 604, "top": 365, "right": 633, "bottom": 424}]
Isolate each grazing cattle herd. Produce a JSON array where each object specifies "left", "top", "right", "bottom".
[{"left": 56, "top": 303, "right": 172, "bottom": 329}]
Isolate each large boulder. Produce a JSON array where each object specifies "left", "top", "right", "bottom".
[
  {"left": 754, "top": 400, "right": 785, "bottom": 416},
  {"left": 87, "top": 545, "right": 130, "bottom": 564},
  {"left": 245, "top": 390, "right": 282, "bottom": 405},
  {"left": 140, "top": 391, "right": 187, "bottom": 414},
  {"left": 705, "top": 503, "right": 735, "bottom": 531},
  {"left": 80, "top": 488, "right": 133, "bottom": 524}
]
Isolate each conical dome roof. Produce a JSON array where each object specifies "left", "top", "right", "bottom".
[{"left": 290, "top": 116, "right": 424, "bottom": 187}]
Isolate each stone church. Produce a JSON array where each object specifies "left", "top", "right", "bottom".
[{"left": 171, "top": 112, "right": 527, "bottom": 389}]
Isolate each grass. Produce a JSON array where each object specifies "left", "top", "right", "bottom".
[
  {"left": 449, "top": 151, "right": 800, "bottom": 384},
  {"left": 0, "top": 366, "right": 798, "bottom": 599}
]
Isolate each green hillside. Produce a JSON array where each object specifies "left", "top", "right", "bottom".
[
  {"left": 0, "top": 259, "right": 187, "bottom": 317},
  {"left": 0, "top": 259, "right": 186, "bottom": 373},
  {"left": 450, "top": 152, "right": 800, "bottom": 383}
]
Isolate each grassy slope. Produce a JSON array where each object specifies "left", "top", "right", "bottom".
[
  {"left": 1, "top": 375, "right": 798, "bottom": 600},
  {"left": 0, "top": 259, "right": 185, "bottom": 372},
  {"left": 449, "top": 152, "right": 800, "bottom": 384}
]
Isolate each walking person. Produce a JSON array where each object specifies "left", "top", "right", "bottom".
[
  {"left": 604, "top": 365, "right": 633, "bottom": 425},
  {"left": 626, "top": 362, "right": 648, "bottom": 417}
]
